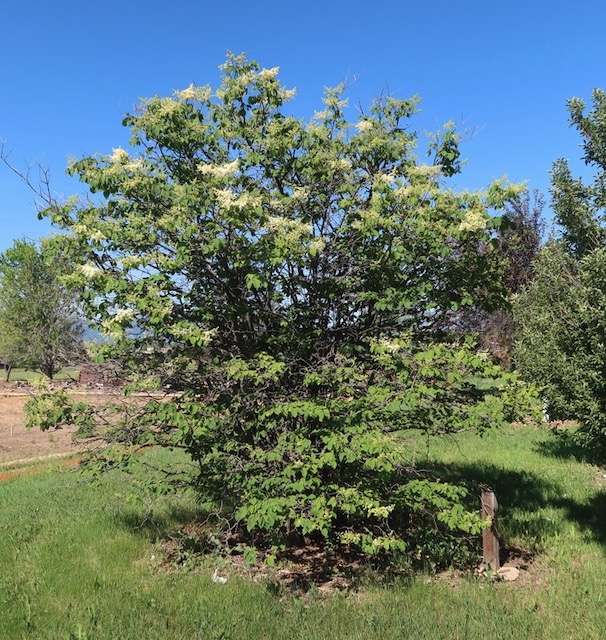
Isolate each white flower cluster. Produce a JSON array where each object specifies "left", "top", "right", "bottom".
[
  {"left": 215, "top": 189, "right": 237, "bottom": 209},
  {"left": 100, "top": 320, "right": 123, "bottom": 339},
  {"left": 215, "top": 188, "right": 261, "bottom": 211},
  {"left": 394, "top": 185, "right": 413, "bottom": 199},
  {"left": 114, "top": 308, "right": 135, "bottom": 323},
  {"left": 355, "top": 120, "right": 373, "bottom": 133},
  {"left": 198, "top": 159, "right": 239, "bottom": 178},
  {"left": 259, "top": 67, "right": 279, "bottom": 80},
  {"left": 290, "top": 186, "right": 311, "bottom": 203},
  {"left": 280, "top": 87, "right": 297, "bottom": 101},
  {"left": 351, "top": 208, "right": 382, "bottom": 230},
  {"left": 375, "top": 338, "right": 402, "bottom": 354},
  {"left": 124, "top": 158, "right": 144, "bottom": 172},
  {"left": 175, "top": 83, "right": 211, "bottom": 102},
  {"left": 265, "top": 215, "right": 311, "bottom": 237},
  {"left": 110, "top": 147, "right": 129, "bottom": 164},
  {"left": 374, "top": 172, "right": 396, "bottom": 186},
  {"left": 178, "top": 84, "right": 197, "bottom": 100},
  {"left": 170, "top": 325, "right": 217, "bottom": 346},
  {"left": 90, "top": 230, "right": 106, "bottom": 242},
  {"left": 80, "top": 263, "right": 101, "bottom": 278},
  {"left": 215, "top": 71, "right": 256, "bottom": 98},
  {"left": 408, "top": 164, "right": 442, "bottom": 178},
  {"left": 330, "top": 157, "right": 352, "bottom": 173},
  {"left": 157, "top": 300, "right": 174, "bottom": 318},
  {"left": 458, "top": 209, "right": 487, "bottom": 233},
  {"left": 236, "top": 192, "right": 262, "bottom": 210},
  {"left": 118, "top": 255, "right": 143, "bottom": 269},
  {"left": 309, "top": 237, "right": 326, "bottom": 254}
]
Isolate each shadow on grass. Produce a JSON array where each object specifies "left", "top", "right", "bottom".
[
  {"left": 418, "top": 459, "right": 606, "bottom": 552},
  {"left": 117, "top": 500, "right": 416, "bottom": 592},
  {"left": 117, "top": 501, "right": 203, "bottom": 542},
  {"left": 557, "top": 491, "right": 606, "bottom": 547},
  {"left": 532, "top": 429, "right": 606, "bottom": 465},
  {"left": 112, "top": 441, "right": 606, "bottom": 585},
  {"left": 115, "top": 461, "right": 606, "bottom": 555}
]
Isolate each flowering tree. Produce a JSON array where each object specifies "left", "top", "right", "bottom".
[{"left": 34, "top": 54, "right": 536, "bottom": 560}]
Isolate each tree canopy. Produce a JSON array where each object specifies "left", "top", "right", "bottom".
[
  {"left": 34, "top": 54, "right": 536, "bottom": 560},
  {"left": 0, "top": 239, "right": 84, "bottom": 379},
  {"left": 551, "top": 89, "right": 606, "bottom": 258},
  {"left": 514, "top": 89, "right": 606, "bottom": 450}
]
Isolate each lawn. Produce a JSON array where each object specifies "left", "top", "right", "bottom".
[
  {"left": 3, "top": 367, "right": 81, "bottom": 383},
  {"left": 1, "top": 426, "right": 605, "bottom": 639}
]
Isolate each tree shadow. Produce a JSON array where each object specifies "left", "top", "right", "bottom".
[
  {"left": 532, "top": 429, "right": 605, "bottom": 465},
  {"left": 556, "top": 491, "right": 606, "bottom": 547},
  {"left": 111, "top": 447, "right": 606, "bottom": 585},
  {"left": 117, "top": 501, "right": 415, "bottom": 592},
  {"left": 418, "top": 458, "right": 606, "bottom": 553},
  {"left": 116, "top": 501, "right": 203, "bottom": 542}
]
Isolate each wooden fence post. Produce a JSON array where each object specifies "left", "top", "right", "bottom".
[{"left": 481, "top": 486, "right": 500, "bottom": 572}]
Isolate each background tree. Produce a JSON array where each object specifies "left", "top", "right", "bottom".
[
  {"left": 0, "top": 239, "right": 85, "bottom": 379},
  {"left": 551, "top": 89, "right": 606, "bottom": 259},
  {"left": 512, "top": 243, "right": 585, "bottom": 419},
  {"left": 456, "top": 189, "right": 545, "bottom": 367},
  {"left": 514, "top": 89, "right": 606, "bottom": 449},
  {"left": 33, "top": 54, "right": 536, "bottom": 560},
  {"left": 500, "top": 189, "right": 545, "bottom": 296}
]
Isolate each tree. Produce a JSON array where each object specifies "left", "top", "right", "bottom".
[
  {"left": 500, "top": 189, "right": 545, "bottom": 296},
  {"left": 512, "top": 243, "right": 585, "bottom": 419},
  {"left": 513, "top": 241, "right": 606, "bottom": 447},
  {"left": 514, "top": 89, "right": 606, "bottom": 449},
  {"left": 0, "top": 239, "right": 84, "bottom": 379},
  {"left": 34, "top": 54, "right": 536, "bottom": 560},
  {"left": 472, "top": 189, "right": 545, "bottom": 367},
  {"left": 551, "top": 90, "right": 606, "bottom": 259}
]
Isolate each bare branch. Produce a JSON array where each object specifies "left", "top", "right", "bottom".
[{"left": 0, "top": 142, "right": 59, "bottom": 211}]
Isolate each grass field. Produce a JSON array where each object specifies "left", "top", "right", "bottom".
[
  {"left": 3, "top": 367, "right": 81, "bottom": 383},
  {"left": 1, "top": 426, "right": 605, "bottom": 639}
]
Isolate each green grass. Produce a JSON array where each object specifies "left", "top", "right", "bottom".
[
  {"left": 1, "top": 427, "right": 606, "bottom": 639},
  {"left": 4, "top": 366, "right": 80, "bottom": 383}
]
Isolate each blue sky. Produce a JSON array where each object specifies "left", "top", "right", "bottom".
[{"left": 1, "top": 0, "right": 605, "bottom": 252}]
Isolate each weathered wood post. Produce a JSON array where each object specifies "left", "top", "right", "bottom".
[{"left": 481, "top": 485, "right": 500, "bottom": 572}]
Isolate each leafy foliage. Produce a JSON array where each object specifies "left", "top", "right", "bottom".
[
  {"left": 516, "top": 244, "right": 606, "bottom": 448},
  {"left": 513, "top": 243, "right": 583, "bottom": 418},
  {"left": 36, "top": 54, "right": 536, "bottom": 560},
  {"left": 0, "top": 239, "right": 84, "bottom": 379},
  {"left": 514, "top": 90, "right": 606, "bottom": 450},
  {"left": 457, "top": 189, "right": 545, "bottom": 367},
  {"left": 551, "top": 90, "right": 606, "bottom": 259},
  {"left": 500, "top": 189, "right": 545, "bottom": 296}
]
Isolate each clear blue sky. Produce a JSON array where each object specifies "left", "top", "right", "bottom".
[{"left": 1, "top": 0, "right": 605, "bottom": 252}]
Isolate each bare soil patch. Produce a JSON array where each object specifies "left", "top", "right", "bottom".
[
  {"left": 0, "top": 384, "right": 166, "bottom": 468},
  {"left": 0, "top": 384, "right": 115, "bottom": 467},
  {"left": 0, "top": 392, "right": 81, "bottom": 466}
]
